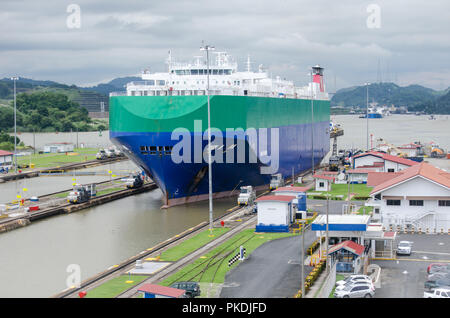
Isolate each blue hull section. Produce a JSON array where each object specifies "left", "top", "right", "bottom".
[{"left": 111, "top": 121, "right": 329, "bottom": 205}]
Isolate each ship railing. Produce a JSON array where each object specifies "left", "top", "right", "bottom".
[{"left": 109, "top": 91, "right": 128, "bottom": 97}]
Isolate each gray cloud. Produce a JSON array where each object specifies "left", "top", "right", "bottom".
[{"left": 0, "top": 0, "right": 448, "bottom": 90}]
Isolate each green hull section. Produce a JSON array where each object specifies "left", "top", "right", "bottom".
[{"left": 110, "top": 96, "right": 329, "bottom": 132}]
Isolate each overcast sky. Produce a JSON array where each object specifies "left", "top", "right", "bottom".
[{"left": 0, "top": 0, "right": 449, "bottom": 90}]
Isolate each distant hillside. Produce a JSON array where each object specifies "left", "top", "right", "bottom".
[
  {"left": 82, "top": 76, "right": 140, "bottom": 95},
  {"left": 408, "top": 89, "right": 450, "bottom": 114},
  {"left": 331, "top": 82, "right": 446, "bottom": 109}
]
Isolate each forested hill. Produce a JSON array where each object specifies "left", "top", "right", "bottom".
[{"left": 331, "top": 83, "right": 450, "bottom": 113}]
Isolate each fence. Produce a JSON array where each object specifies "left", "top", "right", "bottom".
[{"left": 316, "top": 261, "right": 337, "bottom": 298}]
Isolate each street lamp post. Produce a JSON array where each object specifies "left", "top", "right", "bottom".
[
  {"left": 310, "top": 70, "right": 315, "bottom": 175},
  {"left": 200, "top": 43, "right": 215, "bottom": 236},
  {"left": 11, "top": 76, "right": 18, "bottom": 173}
]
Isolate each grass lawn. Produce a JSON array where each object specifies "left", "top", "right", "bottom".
[
  {"left": 357, "top": 206, "right": 373, "bottom": 215},
  {"left": 85, "top": 275, "right": 148, "bottom": 298},
  {"left": 17, "top": 148, "right": 99, "bottom": 169},
  {"left": 307, "top": 184, "right": 372, "bottom": 201},
  {"left": 159, "top": 227, "right": 230, "bottom": 262},
  {"left": 329, "top": 274, "right": 345, "bottom": 298},
  {"left": 160, "top": 229, "right": 295, "bottom": 289}
]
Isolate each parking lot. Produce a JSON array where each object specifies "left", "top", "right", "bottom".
[{"left": 373, "top": 234, "right": 450, "bottom": 298}]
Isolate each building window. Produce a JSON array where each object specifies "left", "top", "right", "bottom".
[
  {"left": 319, "top": 182, "right": 324, "bottom": 187},
  {"left": 387, "top": 168, "right": 395, "bottom": 172},
  {"left": 387, "top": 200, "right": 401, "bottom": 206},
  {"left": 438, "top": 200, "right": 450, "bottom": 207},
  {"left": 409, "top": 200, "right": 424, "bottom": 206}
]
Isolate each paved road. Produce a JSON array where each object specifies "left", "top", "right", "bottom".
[
  {"left": 220, "top": 230, "right": 316, "bottom": 298},
  {"left": 373, "top": 234, "right": 450, "bottom": 298}
]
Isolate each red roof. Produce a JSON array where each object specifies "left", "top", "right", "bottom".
[
  {"left": 371, "top": 162, "right": 450, "bottom": 195},
  {"left": 328, "top": 240, "right": 365, "bottom": 256},
  {"left": 367, "top": 171, "right": 404, "bottom": 187},
  {"left": 255, "top": 195, "right": 296, "bottom": 203},
  {"left": 137, "top": 284, "right": 185, "bottom": 298},
  {"left": 273, "top": 186, "right": 310, "bottom": 193},
  {"left": 354, "top": 151, "right": 419, "bottom": 167},
  {"left": 312, "top": 174, "right": 335, "bottom": 181},
  {"left": 347, "top": 169, "right": 373, "bottom": 174},
  {"left": 0, "top": 150, "right": 13, "bottom": 156}
]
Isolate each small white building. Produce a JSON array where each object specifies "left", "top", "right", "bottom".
[
  {"left": 255, "top": 195, "right": 296, "bottom": 232},
  {"left": 370, "top": 162, "right": 450, "bottom": 232},
  {"left": 353, "top": 151, "right": 419, "bottom": 173},
  {"left": 44, "top": 142, "right": 74, "bottom": 153},
  {"left": 397, "top": 143, "right": 422, "bottom": 157},
  {"left": 347, "top": 169, "right": 372, "bottom": 184},
  {"left": 0, "top": 150, "right": 13, "bottom": 169},
  {"left": 313, "top": 174, "right": 335, "bottom": 191}
]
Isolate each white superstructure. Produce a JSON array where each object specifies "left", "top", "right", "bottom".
[{"left": 115, "top": 51, "right": 328, "bottom": 100}]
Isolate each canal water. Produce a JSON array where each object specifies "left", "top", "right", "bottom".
[
  {"left": 0, "top": 114, "right": 448, "bottom": 297},
  {"left": 0, "top": 190, "right": 234, "bottom": 298}
]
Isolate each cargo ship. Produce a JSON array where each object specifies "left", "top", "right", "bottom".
[{"left": 110, "top": 51, "right": 330, "bottom": 207}]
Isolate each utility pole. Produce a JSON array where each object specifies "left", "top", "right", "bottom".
[
  {"left": 310, "top": 70, "right": 315, "bottom": 175},
  {"left": 11, "top": 76, "right": 18, "bottom": 173},
  {"left": 366, "top": 83, "right": 370, "bottom": 151},
  {"left": 201, "top": 43, "right": 215, "bottom": 236},
  {"left": 326, "top": 194, "right": 330, "bottom": 274}
]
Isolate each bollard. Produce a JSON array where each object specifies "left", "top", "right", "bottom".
[
  {"left": 441, "top": 228, "right": 444, "bottom": 235},
  {"left": 418, "top": 228, "right": 422, "bottom": 234},
  {"left": 403, "top": 227, "right": 408, "bottom": 234},
  {"left": 434, "top": 228, "right": 437, "bottom": 234},
  {"left": 426, "top": 228, "right": 429, "bottom": 234}
]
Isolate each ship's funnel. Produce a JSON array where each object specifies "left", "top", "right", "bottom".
[{"left": 312, "top": 65, "right": 324, "bottom": 92}]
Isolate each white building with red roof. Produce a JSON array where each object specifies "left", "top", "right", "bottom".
[
  {"left": 352, "top": 151, "right": 419, "bottom": 173},
  {"left": 313, "top": 174, "right": 335, "bottom": 191},
  {"left": 255, "top": 195, "right": 296, "bottom": 232},
  {"left": 0, "top": 150, "right": 13, "bottom": 170},
  {"left": 369, "top": 162, "right": 450, "bottom": 231}
]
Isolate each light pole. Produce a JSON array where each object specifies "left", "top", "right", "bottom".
[
  {"left": 310, "top": 70, "right": 315, "bottom": 175},
  {"left": 365, "top": 82, "right": 370, "bottom": 151},
  {"left": 11, "top": 76, "right": 18, "bottom": 173},
  {"left": 200, "top": 43, "right": 215, "bottom": 236}
]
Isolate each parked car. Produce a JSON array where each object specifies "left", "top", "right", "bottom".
[
  {"left": 334, "top": 284, "right": 375, "bottom": 298},
  {"left": 336, "top": 275, "right": 372, "bottom": 286},
  {"left": 428, "top": 272, "right": 450, "bottom": 281},
  {"left": 427, "top": 263, "right": 450, "bottom": 275},
  {"left": 396, "top": 241, "right": 412, "bottom": 256},
  {"left": 424, "top": 278, "right": 450, "bottom": 291},
  {"left": 335, "top": 280, "right": 375, "bottom": 292},
  {"left": 424, "top": 288, "right": 450, "bottom": 298},
  {"left": 170, "top": 281, "right": 201, "bottom": 298}
]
